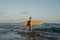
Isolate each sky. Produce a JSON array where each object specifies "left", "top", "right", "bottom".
[{"left": 0, "top": 0, "right": 60, "bottom": 23}]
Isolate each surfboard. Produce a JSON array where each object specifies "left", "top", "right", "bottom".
[{"left": 20, "top": 20, "right": 44, "bottom": 26}]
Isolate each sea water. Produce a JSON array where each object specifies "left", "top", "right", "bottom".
[{"left": 0, "top": 23, "right": 60, "bottom": 40}]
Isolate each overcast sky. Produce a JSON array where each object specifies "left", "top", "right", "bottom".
[{"left": 0, "top": 0, "right": 60, "bottom": 23}]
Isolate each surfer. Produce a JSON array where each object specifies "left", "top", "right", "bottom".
[
  {"left": 20, "top": 17, "right": 43, "bottom": 31},
  {"left": 27, "top": 17, "right": 32, "bottom": 31}
]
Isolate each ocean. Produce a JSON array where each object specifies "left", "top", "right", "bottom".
[{"left": 0, "top": 23, "right": 60, "bottom": 40}]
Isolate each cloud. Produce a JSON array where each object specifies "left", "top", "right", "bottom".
[
  {"left": 21, "top": 12, "right": 31, "bottom": 14},
  {"left": 0, "top": 11, "right": 4, "bottom": 15}
]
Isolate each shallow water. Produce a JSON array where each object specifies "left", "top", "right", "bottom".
[{"left": 0, "top": 23, "right": 60, "bottom": 40}]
